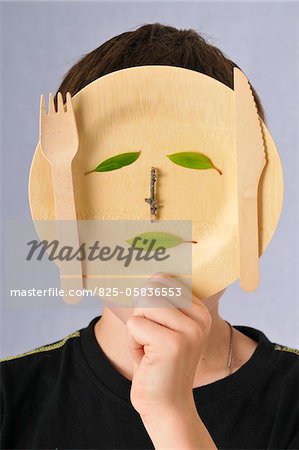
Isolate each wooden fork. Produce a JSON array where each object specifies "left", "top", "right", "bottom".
[{"left": 40, "top": 92, "right": 83, "bottom": 304}]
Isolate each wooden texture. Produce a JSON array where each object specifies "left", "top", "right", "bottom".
[
  {"left": 29, "top": 66, "right": 284, "bottom": 300},
  {"left": 234, "top": 68, "right": 267, "bottom": 292},
  {"left": 39, "top": 92, "right": 83, "bottom": 304}
]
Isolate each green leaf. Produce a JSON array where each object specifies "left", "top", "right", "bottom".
[
  {"left": 126, "top": 231, "right": 183, "bottom": 251},
  {"left": 166, "top": 152, "right": 222, "bottom": 175},
  {"left": 85, "top": 151, "right": 141, "bottom": 174}
]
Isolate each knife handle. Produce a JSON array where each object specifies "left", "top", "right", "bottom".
[{"left": 239, "top": 194, "right": 260, "bottom": 291}]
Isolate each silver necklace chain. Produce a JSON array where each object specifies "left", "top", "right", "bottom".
[{"left": 225, "top": 320, "right": 234, "bottom": 376}]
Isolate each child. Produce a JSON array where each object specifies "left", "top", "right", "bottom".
[{"left": 1, "top": 24, "right": 298, "bottom": 449}]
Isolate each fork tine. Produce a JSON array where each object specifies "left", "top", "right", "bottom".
[
  {"left": 39, "top": 95, "right": 46, "bottom": 141},
  {"left": 66, "top": 92, "right": 72, "bottom": 113},
  {"left": 49, "top": 93, "right": 56, "bottom": 114},
  {"left": 57, "top": 92, "right": 64, "bottom": 113},
  {"left": 40, "top": 95, "right": 46, "bottom": 118}
]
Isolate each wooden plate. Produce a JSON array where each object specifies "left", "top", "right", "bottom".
[{"left": 28, "top": 65, "right": 284, "bottom": 299}]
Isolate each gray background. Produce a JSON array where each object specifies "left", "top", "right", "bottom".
[{"left": 1, "top": 1, "right": 298, "bottom": 357}]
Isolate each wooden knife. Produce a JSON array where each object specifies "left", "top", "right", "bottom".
[{"left": 234, "top": 68, "right": 267, "bottom": 291}]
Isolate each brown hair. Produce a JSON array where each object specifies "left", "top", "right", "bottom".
[{"left": 56, "top": 23, "right": 265, "bottom": 121}]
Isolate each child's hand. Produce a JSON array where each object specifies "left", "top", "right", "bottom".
[{"left": 126, "top": 272, "right": 212, "bottom": 419}]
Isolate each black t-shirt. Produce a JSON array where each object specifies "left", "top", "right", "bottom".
[{"left": 1, "top": 315, "right": 299, "bottom": 450}]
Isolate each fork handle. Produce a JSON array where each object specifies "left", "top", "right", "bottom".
[
  {"left": 50, "top": 162, "right": 84, "bottom": 304},
  {"left": 238, "top": 194, "right": 260, "bottom": 291},
  {"left": 51, "top": 162, "right": 77, "bottom": 220}
]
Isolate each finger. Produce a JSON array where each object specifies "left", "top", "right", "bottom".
[
  {"left": 139, "top": 273, "right": 192, "bottom": 309},
  {"left": 132, "top": 294, "right": 201, "bottom": 337},
  {"left": 149, "top": 272, "right": 193, "bottom": 294},
  {"left": 127, "top": 315, "right": 172, "bottom": 351},
  {"left": 133, "top": 281, "right": 181, "bottom": 309},
  {"left": 126, "top": 325, "right": 144, "bottom": 366},
  {"left": 141, "top": 272, "right": 210, "bottom": 326},
  {"left": 148, "top": 272, "right": 193, "bottom": 304}
]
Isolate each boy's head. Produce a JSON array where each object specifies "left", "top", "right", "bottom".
[
  {"left": 55, "top": 23, "right": 265, "bottom": 121},
  {"left": 29, "top": 22, "right": 283, "bottom": 304}
]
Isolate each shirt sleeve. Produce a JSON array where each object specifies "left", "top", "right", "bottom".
[{"left": 288, "top": 431, "right": 299, "bottom": 449}]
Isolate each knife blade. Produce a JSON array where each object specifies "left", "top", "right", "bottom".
[{"left": 234, "top": 68, "right": 267, "bottom": 292}]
